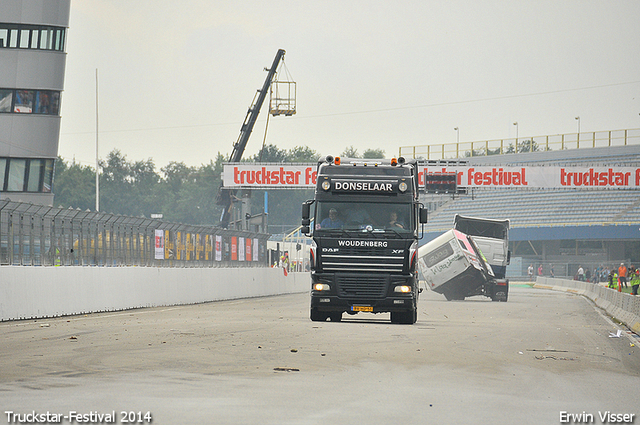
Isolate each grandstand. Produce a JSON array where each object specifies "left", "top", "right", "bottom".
[{"left": 419, "top": 144, "right": 640, "bottom": 278}]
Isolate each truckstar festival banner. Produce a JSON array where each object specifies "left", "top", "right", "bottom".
[{"left": 223, "top": 163, "right": 640, "bottom": 189}]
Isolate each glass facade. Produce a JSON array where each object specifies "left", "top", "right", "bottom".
[
  {"left": 0, "top": 158, "right": 54, "bottom": 193},
  {"left": 0, "top": 88, "right": 61, "bottom": 115},
  {"left": 0, "top": 23, "right": 66, "bottom": 51}
]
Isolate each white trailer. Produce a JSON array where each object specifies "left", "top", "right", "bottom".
[
  {"left": 418, "top": 229, "right": 509, "bottom": 301},
  {"left": 453, "top": 215, "right": 510, "bottom": 279}
]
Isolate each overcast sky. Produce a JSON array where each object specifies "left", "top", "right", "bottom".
[{"left": 58, "top": 0, "right": 640, "bottom": 169}]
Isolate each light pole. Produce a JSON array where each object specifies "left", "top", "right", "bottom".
[
  {"left": 513, "top": 122, "right": 518, "bottom": 140},
  {"left": 454, "top": 127, "right": 459, "bottom": 144},
  {"left": 575, "top": 116, "right": 580, "bottom": 146}
]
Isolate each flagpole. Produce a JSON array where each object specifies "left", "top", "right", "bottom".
[{"left": 95, "top": 68, "right": 100, "bottom": 212}]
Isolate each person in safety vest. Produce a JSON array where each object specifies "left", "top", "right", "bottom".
[
  {"left": 618, "top": 263, "right": 628, "bottom": 288},
  {"left": 630, "top": 267, "right": 640, "bottom": 296},
  {"left": 608, "top": 270, "right": 617, "bottom": 289}
]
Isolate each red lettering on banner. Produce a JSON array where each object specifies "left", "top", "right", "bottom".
[
  {"left": 226, "top": 164, "right": 640, "bottom": 189},
  {"left": 467, "top": 168, "right": 528, "bottom": 186},
  {"left": 305, "top": 167, "right": 317, "bottom": 185},
  {"left": 561, "top": 168, "right": 631, "bottom": 187}
]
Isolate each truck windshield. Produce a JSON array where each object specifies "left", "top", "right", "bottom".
[{"left": 315, "top": 201, "right": 412, "bottom": 234}]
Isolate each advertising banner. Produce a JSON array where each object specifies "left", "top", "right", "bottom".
[
  {"left": 215, "top": 235, "right": 222, "bottom": 262},
  {"left": 231, "top": 236, "right": 237, "bottom": 261},
  {"left": 238, "top": 237, "right": 245, "bottom": 262},
  {"left": 245, "top": 238, "right": 252, "bottom": 262},
  {"left": 154, "top": 229, "right": 164, "bottom": 260},
  {"left": 223, "top": 163, "right": 640, "bottom": 189},
  {"left": 253, "top": 238, "right": 259, "bottom": 262}
]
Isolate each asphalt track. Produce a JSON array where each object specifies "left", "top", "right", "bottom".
[{"left": 1, "top": 284, "right": 639, "bottom": 425}]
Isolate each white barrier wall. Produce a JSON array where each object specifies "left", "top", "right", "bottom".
[
  {"left": 0, "top": 266, "right": 310, "bottom": 321},
  {"left": 535, "top": 277, "right": 640, "bottom": 334}
]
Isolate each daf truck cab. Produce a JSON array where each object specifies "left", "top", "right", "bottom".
[{"left": 302, "top": 156, "right": 428, "bottom": 324}]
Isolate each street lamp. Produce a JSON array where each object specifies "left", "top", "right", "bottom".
[
  {"left": 513, "top": 122, "right": 518, "bottom": 140},
  {"left": 454, "top": 127, "right": 459, "bottom": 144},
  {"left": 575, "top": 116, "right": 580, "bottom": 146},
  {"left": 575, "top": 116, "right": 580, "bottom": 134}
]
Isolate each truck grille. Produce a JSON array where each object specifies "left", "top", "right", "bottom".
[
  {"left": 336, "top": 274, "right": 388, "bottom": 298},
  {"left": 320, "top": 246, "right": 404, "bottom": 273}
]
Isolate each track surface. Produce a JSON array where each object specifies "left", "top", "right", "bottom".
[{"left": 1, "top": 284, "right": 638, "bottom": 424}]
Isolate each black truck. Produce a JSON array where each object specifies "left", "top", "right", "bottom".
[{"left": 301, "top": 156, "right": 428, "bottom": 324}]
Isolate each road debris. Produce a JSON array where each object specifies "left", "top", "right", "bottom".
[
  {"left": 273, "top": 367, "right": 299, "bottom": 372},
  {"left": 534, "top": 355, "right": 577, "bottom": 361},
  {"left": 609, "top": 330, "right": 622, "bottom": 338}
]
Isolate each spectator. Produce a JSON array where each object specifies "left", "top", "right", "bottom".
[
  {"left": 577, "top": 265, "right": 584, "bottom": 281},
  {"left": 630, "top": 267, "right": 639, "bottom": 296},
  {"left": 608, "top": 269, "right": 618, "bottom": 289},
  {"left": 618, "top": 263, "right": 628, "bottom": 288},
  {"left": 528, "top": 264, "right": 534, "bottom": 281},
  {"left": 549, "top": 264, "right": 555, "bottom": 278},
  {"left": 538, "top": 264, "right": 543, "bottom": 277}
]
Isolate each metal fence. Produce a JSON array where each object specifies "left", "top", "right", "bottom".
[
  {"left": 0, "top": 199, "right": 270, "bottom": 267},
  {"left": 399, "top": 128, "right": 640, "bottom": 160}
]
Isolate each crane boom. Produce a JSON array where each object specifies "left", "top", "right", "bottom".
[{"left": 218, "top": 49, "right": 286, "bottom": 228}]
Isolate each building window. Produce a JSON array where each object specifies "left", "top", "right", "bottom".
[
  {"left": 0, "top": 158, "right": 54, "bottom": 193},
  {"left": 7, "top": 159, "right": 26, "bottom": 191},
  {"left": 0, "top": 23, "right": 66, "bottom": 52},
  {"left": 0, "top": 88, "right": 60, "bottom": 115},
  {"left": 0, "top": 89, "right": 12, "bottom": 112},
  {"left": 14, "top": 90, "right": 34, "bottom": 113},
  {"left": 0, "top": 158, "right": 6, "bottom": 190},
  {"left": 27, "top": 161, "right": 42, "bottom": 192},
  {"left": 43, "top": 160, "right": 54, "bottom": 193}
]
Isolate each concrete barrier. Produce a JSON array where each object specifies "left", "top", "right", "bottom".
[
  {"left": 534, "top": 277, "right": 640, "bottom": 334},
  {"left": 0, "top": 266, "right": 310, "bottom": 321}
]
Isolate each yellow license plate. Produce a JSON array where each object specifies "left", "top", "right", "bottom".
[{"left": 351, "top": 305, "right": 373, "bottom": 312}]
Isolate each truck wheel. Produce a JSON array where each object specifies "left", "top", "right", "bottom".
[
  {"left": 329, "top": 312, "right": 342, "bottom": 322},
  {"left": 391, "top": 308, "right": 416, "bottom": 325},
  {"left": 491, "top": 280, "right": 509, "bottom": 302},
  {"left": 310, "top": 308, "right": 328, "bottom": 322},
  {"left": 444, "top": 292, "right": 465, "bottom": 301}
]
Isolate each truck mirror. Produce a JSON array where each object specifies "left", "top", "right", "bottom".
[
  {"left": 301, "top": 200, "right": 313, "bottom": 220},
  {"left": 419, "top": 208, "right": 428, "bottom": 224},
  {"left": 301, "top": 226, "right": 310, "bottom": 234}
]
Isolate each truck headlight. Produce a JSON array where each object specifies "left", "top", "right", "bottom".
[
  {"left": 321, "top": 180, "right": 331, "bottom": 191},
  {"left": 314, "top": 283, "right": 331, "bottom": 291},
  {"left": 398, "top": 182, "right": 408, "bottom": 192},
  {"left": 394, "top": 285, "right": 411, "bottom": 293}
]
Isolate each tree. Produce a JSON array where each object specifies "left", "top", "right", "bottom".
[
  {"left": 287, "top": 145, "right": 320, "bottom": 163},
  {"left": 341, "top": 145, "right": 359, "bottom": 158},
  {"left": 362, "top": 148, "right": 385, "bottom": 159},
  {"left": 251, "top": 144, "right": 288, "bottom": 163},
  {"left": 53, "top": 157, "right": 95, "bottom": 211}
]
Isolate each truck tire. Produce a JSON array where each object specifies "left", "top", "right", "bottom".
[
  {"left": 490, "top": 279, "right": 509, "bottom": 302},
  {"left": 444, "top": 291, "right": 465, "bottom": 301},
  {"left": 390, "top": 307, "right": 417, "bottom": 325},
  {"left": 310, "top": 308, "right": 328, "bottom": 322},
  {"left": 329, "top": 312, "right": 342, "bottom": 322}
]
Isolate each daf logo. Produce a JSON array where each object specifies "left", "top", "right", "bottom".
[
  {"left": 322, "top": 247, "right": 339, "bottom": 253},
  {"left": 392, "top": 249, "right": 404, "bottom": 254}
]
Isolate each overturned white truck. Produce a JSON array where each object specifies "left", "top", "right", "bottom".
[{"left": 418, "top": 215, "right": 509, "bottom": 301}]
